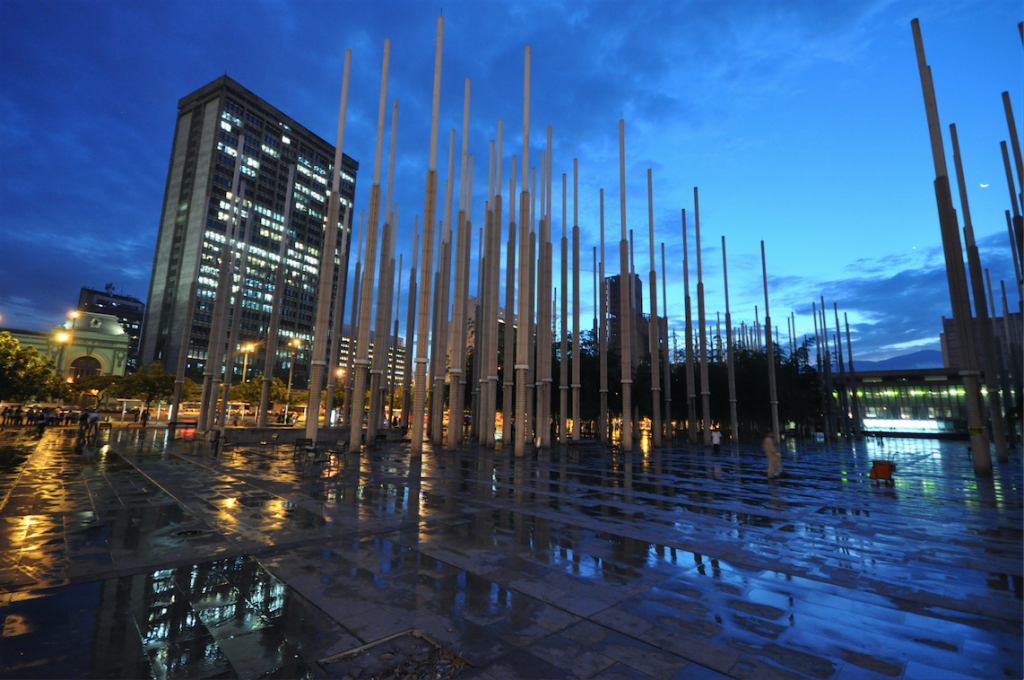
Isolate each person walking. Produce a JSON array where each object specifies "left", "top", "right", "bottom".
[
  {"left": 87, "top": 409, "right": 101, "bottom": 440},
  {"left": 711, "top": 428, "right": 722, "bottom": 454},
  {"left": 764, "top": 430, "right": 782, "bottom": 479},
  {"left": 141, "top": 409, "right": 151, "bottom": 427}
]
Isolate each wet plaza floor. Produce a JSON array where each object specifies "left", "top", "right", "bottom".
[{"left": 0, "top": 426, "right": 1020, "bottom": 679}]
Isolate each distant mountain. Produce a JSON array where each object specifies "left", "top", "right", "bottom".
[{"left": 846, "top": 349, "right": 945, "bottom": 371}]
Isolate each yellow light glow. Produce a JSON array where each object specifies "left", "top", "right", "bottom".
[{"left": 57, "top": 333, "right": 69, "bottom": 342}]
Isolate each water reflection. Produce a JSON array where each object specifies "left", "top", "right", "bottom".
[
  {"left": 0, "top": 555, "right": 326, "bottom": 678},
  {"left": 1, "top": 427, "right": 1021, "bottom": 679}
]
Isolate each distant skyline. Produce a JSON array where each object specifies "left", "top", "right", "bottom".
[{"left": 1, "top": 1, "right": 1020, "bottom": 361}]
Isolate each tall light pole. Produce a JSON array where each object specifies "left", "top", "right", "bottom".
[
  {"left": 241, "top": 344, "right": 255, "bottom": 384},
  {"left": 284, "top": 338, "right": 301, "bottom": 424},
  {"left": 61, "top": 312, "right": 79, "bottom": 384},
  {"left": 335, "top": 367, "right": 345, "bottom": 424}
]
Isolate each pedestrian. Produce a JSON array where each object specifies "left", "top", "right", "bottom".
[
  {"left": 88, "top": 409, "right": 101, "bottom": 439},
  {"left": 78, "top": 409, "right": 90, "bottom": 436},
  {"left": 764, "top": 430, "right": 782, "bottom": 479},
  {"left": 133, "top": 407, "right": 140, "bottom": 423},
  {"left": 141, "top": 409, "right": 151, "bottom": 427},
  {"left": 711, "top": 428, "right": 722, "bottom": 454}
]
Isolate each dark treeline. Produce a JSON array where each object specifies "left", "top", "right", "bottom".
[{"left": 467, "top": 327, "right": 822, "bottom": 441}]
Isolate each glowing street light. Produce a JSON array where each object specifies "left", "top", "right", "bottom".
[
  {"left": 241, "top": 343, "right": 256, "bottom": 384},
  {"left": 283, "top": 338, "right": 301, "bottom": 424},
  {"left": 60, "top": 311, "right": 79, "bottom": 384}
]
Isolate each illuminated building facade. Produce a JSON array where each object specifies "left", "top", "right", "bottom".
[
  {"left": 2, "top": 312, "right": 131, "bottom": 382},
  {"left": 139, "top": 76, "right": 358, "bottom": 389},
  {"left": 335, "top": 325, "right": 407, "bottom": 387},
  {"left": 840, "top": 368, "right": 1014, "bottom": 437}
]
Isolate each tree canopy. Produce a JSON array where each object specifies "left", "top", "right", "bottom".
[
  {"left": 229, "top": 377, "right": 290, "bottom": 406},
  {"left": 70, "top": 374, "right": 120, "bottom": 408},
  {"left": 115, "top": 361, "right": 174, "bottom": 408},
  {"left": 0, "top": 332, "right": 68, "bottom": 403}
]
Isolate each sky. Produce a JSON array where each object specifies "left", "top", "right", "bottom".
[{"left": 1, "top": 0, "right": 1021, "bottom": 362}]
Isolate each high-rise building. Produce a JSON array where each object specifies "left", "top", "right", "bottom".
[
  {"left": 606, "top": 273, "right": 644, "bottom": 348},
  {"left": 605, "top": 273, "right": 668, "bottom": 363},
  {"left": 78, "top": 285, "right": 145, "bottom": 370},
  {"left": 140, "top": 76, "right": 358, "bottom": 389}
]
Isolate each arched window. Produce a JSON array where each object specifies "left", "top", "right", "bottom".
[{"left": 70, "top": 356, "right": 102, "bottom": 380}]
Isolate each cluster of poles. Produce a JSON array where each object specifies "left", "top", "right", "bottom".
[
  {"left": 911, "top": 19, "right": 1024, "bottom": 475},
  {"left": 168, "top": 17, "right": 1021, "bottom": 474}
]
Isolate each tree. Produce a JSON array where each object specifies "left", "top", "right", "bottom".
[
  {"left": 0, "top": 332, "right": 68, "bottom": 402},
  {"left": 116, "top": 361, "right": 174, "bottom": 409},
  {"left": 229, "top": 378, "right": 263, "bottom": 407},
  {"left": 180, "top": 377, "right": 200, "bottom": 402},
  {"left": 71, "top": 375, "right": 120, "bottom": 408}
]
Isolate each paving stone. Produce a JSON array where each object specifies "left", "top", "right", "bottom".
[
  {"left": 591, "top": 632, "right": 690, "bottom": 679},
  {"left": 0, "top": 428, "right": 1020, "bottom": 680}
]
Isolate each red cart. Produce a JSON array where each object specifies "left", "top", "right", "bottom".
[{"left": 869, "top": 454, "right": 897, "bottom": 485}]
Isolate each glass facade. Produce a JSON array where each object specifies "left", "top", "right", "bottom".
[{"left": 142, "top": 77, "right": 359, "bottom": 390}]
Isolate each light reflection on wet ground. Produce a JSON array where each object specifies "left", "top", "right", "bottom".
[{"left": 0, "top": 426, "right": 1020, "bottom": 679}]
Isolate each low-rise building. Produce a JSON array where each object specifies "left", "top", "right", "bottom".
[{"left": 2, "top": 311, "right": 131, "bottom": 382}]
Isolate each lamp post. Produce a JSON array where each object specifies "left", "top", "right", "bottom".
[
  {"left": 283, "top": 338, "right": 301, "bottom": 425},
  {"left": 241, "top": 344, "right": 256, "bottom": 384},
  {"left": 61, "top": 312, "right": 79, "bottom": 384},
  {"left": 335, "top": 367, "right": 344, "bottom": 424}
]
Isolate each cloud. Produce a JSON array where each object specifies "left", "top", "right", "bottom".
[{"left": 0, "top": 0, "right": 1019, "bottom": 362}]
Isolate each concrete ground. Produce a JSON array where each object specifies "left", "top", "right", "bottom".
[{"left": 0, "top": 425, "right": 1020, "bottom": 679}]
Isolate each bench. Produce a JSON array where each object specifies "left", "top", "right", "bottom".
[
  {"left": 259, "top": 433, "right": 280, "bottom": 452},
  {"left": 322, "top": 439, "right": 348, "bottom": 455},
  {"left": 293, "top": 438, "right": 314, "bottom": 461}
]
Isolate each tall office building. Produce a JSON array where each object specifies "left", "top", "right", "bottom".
[
  {"left": 605, "top": 273, "right": 667, "bottom": 362},
  {"left": 606, "top": 273, "right": 644, "bottom": 347},
  {"left": 140, "top": 76, "right": 358, "bottom": 389}
]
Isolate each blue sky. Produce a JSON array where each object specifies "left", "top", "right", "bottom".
[{"left": 1, "top": 0, "right": 1020, "bottom": 361}]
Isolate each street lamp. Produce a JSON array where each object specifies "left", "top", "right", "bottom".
[
  {"left": 241, "top": 343, "right": 256, "bottom": 384},
  {"left": 60, "top": 312, "right": 79, "bottom": 384},
  {"left": 333, "top": 367, "right": 345, "bottom": 425},
  {"left": 283, "top": 338, "right": 301, "bottom": 424}
]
